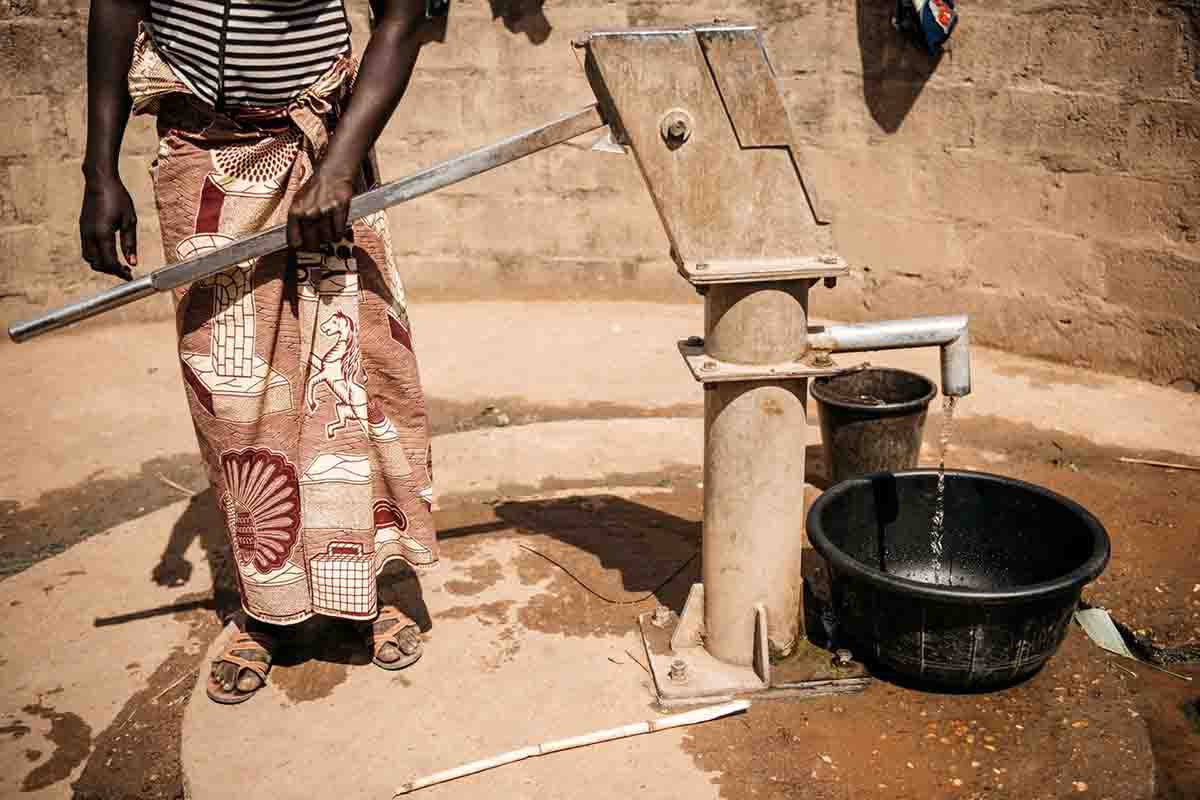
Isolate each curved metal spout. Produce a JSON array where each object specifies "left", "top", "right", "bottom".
[{"left": 807, "top": 314, "right": 971, "bottom": 397}]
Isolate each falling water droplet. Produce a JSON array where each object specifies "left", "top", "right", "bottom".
[{"left": 930, "top": 395, "right": 958, "bottom": 583}]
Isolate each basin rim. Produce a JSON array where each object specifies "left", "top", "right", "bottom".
[
  {"left": 811, "top": 367, "right": 938, "bottom": 415},
  {"left": 807, "top": 469, "right": 1111, "bottom": 605}
]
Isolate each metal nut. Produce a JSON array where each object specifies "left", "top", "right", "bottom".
[
  {"left": 812, "top": 352, "right": 834, "bottom": 368},
  {"left": 685, "top": 336, "right": 704, "bottom": 348},
  {"left": 832, "top": 648, "right": 854, "bottom": 668},
  {"left": 823, "top": 276, "right": 838, "bottom": 289},
  {"left": 668, "top": 659, "right": 689, "bottom": 683},
  {"left": 660, "top": 109, "right": 693, "bottom": 149},
  {"left": 651, "top": 605, "right": 673, "bottom": 628}
]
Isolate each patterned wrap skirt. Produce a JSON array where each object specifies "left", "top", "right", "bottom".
[{"left": 129, "top": 28, "right": 438, "bottom": 625}]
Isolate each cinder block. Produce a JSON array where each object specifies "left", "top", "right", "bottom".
[
  {"left": 418, "top": 16, "right": 502, "bottom": 72},
  {"left": 0, "top": 19, "right": 85, "bottom": 97},
  {"left": 623, "top": 0, "right": 737, "bottom": 29},
  {"left": 493, "top": 7, "right": 623, "bottom": 74},
  {"left": 960, "top": 290, "right": 1128, "bottom": 370},
  {"left": 28, "top": 0, "right": 89, "bottom": 16},
  {"left": 1058, "top": 173, "right": 1199, "bottom": 247},
  {"left": 392, "top": 252, "right": 695, "bottom": 303},
  {"left": 984, "top": 0, "right": 1156, "bottom": 13},
  {"left": 834, "top": 211, "right": 966, "bottom": 287},
  {"left": 37, "top": 161, "right": 84, "bottom": 227},
  {"left": 761, "top": 3, "right": 837, "bottom": 78},
  {"left": 0, "top": 94, "right": 50, "bottom": 157},
  {"left": 831, "top": 75, "right": 976, "bottom": 150},
  {"left": 482, "top": 71, "right": 593, "bottom": 133},
  {"left": 1124, "top": 100, "right": 1200, "bottom": 180},
  {"left": 936, "top": 11, "right": 1033, "bottom": 86},
  {"left": 533, "top": 143, "right": 645, "bottom": 198},
  {"left": 0, "top": 224, "right": 50, "bottom": 288},
  {"left": 975, "top": 87, "right": 1128, "bottom": 171},
  {"left": 962, "top": 227, "right": 1100, "bottom": 300},
  {"left": 0, "top": 161, "right": 46, "bottom": 225},
  {"left": 821, "top": 147, "right": 914, "bottom": 220},
  {"left": 2, "top": 0, "right": 37, "bottom": 17},
  {"left": 910, "top": 155, "right": 1062, "bottom": 229},
  {"left": 378, "top": 75, "right": 470, "bottom": 159},
  {"left": 1027, "top": 14, "right": 1184, "bottom": 93},
  {"left": 1101, "top": 243, "right": 1200, "bottom": 318},
  {"left": 62, "top": 89, "right": 86, "bottom": 154}
]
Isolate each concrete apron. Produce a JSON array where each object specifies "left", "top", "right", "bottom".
[
  {"left": 181, "top": 418, "right": 714, "bottom": 800},
  {"left": 0, "top": 409, "right": 1161, "bottom": 800},
  {"left": 0, "top": 418, "right": 705, "bottom": 798},
  {"left": 182, "top": 538, "right": 721, "bottom": 800},
  {"left": 177, "top": 494, "right": 1158, "bottom": 800}
]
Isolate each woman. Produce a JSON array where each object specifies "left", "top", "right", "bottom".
[{"left": 79, "top": 0, "right": 447, "bottom": 703}]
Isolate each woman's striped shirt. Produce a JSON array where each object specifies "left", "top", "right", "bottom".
[{"left": 146, "top": 0, "right": 354, "bottom": 110}]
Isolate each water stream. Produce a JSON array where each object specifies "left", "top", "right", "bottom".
[{"left": 929, "top": 395, "right": 958, "bottom": 583}]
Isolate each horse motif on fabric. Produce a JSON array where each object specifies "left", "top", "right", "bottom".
[{"left": 306, "top": 310, "right": 370, "bottom": 439}]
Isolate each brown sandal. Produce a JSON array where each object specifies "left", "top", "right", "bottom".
[
  {"left": 206, "top": 629, "right": 276, "bottom": 704},
  {"left": 370, "top": 606, "right": 423, "bottom": 670}
]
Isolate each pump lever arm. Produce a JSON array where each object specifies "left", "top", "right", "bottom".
[{"left": 9, "top": 104, "right": 606, "bottom": 343}]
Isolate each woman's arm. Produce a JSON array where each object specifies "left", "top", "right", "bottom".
[
  {"left": 79, "top": 0, "right": 148, "bottom": 280},
  {"left": 288, "top": 0, "right": 439, "bottom": 251}
]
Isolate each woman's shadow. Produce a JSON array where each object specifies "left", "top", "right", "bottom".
[{"left": 856, "top": 0, "right": 945, "bottom": 133}]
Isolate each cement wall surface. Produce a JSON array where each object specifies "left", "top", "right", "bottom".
[{"left": 1, "top": 1, "right": 1197, "bottom": 385}]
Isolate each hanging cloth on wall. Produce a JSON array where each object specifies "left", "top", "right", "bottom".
[{"left": 895, "top": 0, "right": 958, "bottom": 54}]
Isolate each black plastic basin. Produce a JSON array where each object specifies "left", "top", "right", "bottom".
[{"left": 807, "top": 470, "right": 1109, "bottom": 690}]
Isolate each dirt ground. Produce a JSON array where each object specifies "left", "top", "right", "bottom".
[{"left": 2, "top": 398, "right": 1199, "bottom": 800}]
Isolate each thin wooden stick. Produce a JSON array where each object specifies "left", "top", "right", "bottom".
[
  {"left": 156, "top": 473, "right": 198, "bottom": 497},
  {"left": 152, "top": 668, "right": 196, "bottom": 702},
  {"left": 1136, "top": 659, "right": 1194, "bottom": 682},
  {"left": 392, "top": 700, "right": 750, "bottom": 797},
  {"left": 1117, "top": 457, "right": 1200, "bottom": 473}
]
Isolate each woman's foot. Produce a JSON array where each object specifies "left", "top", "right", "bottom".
[
  {"left": 370, "top": 606, "right": 423, "bottom": 669},
  {"left": 207, "top": 617, "right": 281, "bottom": 704}
]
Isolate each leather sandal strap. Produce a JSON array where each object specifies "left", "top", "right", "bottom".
[
  {"left": 218, "top": 652, "right": 271, "bottom": 682},
  {"left": 232, "top": 630, "right": 277, "bottom": 650},
  {"left": 214, "top": 630, "right": 275, "bottom": 681},
  {"left": 372, "top": 607, "right": 418, "bottom": 648}
]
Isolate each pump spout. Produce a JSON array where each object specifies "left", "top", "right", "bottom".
[{"left": 807, "top": 314, "right": 971, "bottom": 397}]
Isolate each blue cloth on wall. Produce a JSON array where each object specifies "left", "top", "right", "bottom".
[{"left": 896, "top": 0, "right": 958, "bottom": 54}]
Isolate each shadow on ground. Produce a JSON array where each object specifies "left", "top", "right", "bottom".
[{"left": 0, "top": 454, "right": 207, "bottom": 581}]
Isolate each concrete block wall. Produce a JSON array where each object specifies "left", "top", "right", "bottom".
[{"left": 1, "top": 0, "right": 1197, "bottom": 386}]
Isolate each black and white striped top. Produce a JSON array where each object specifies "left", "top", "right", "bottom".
[{"left": 147, "top": 0, "right": 354, "bottom": 110}]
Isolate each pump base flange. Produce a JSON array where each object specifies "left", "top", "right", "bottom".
[{"left": 640, "top": 582, "right": 871, "bottom": 708}]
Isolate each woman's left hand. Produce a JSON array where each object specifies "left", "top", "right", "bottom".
[{"left": 287, "top": 170, "right": 355, "bottom": 252}]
